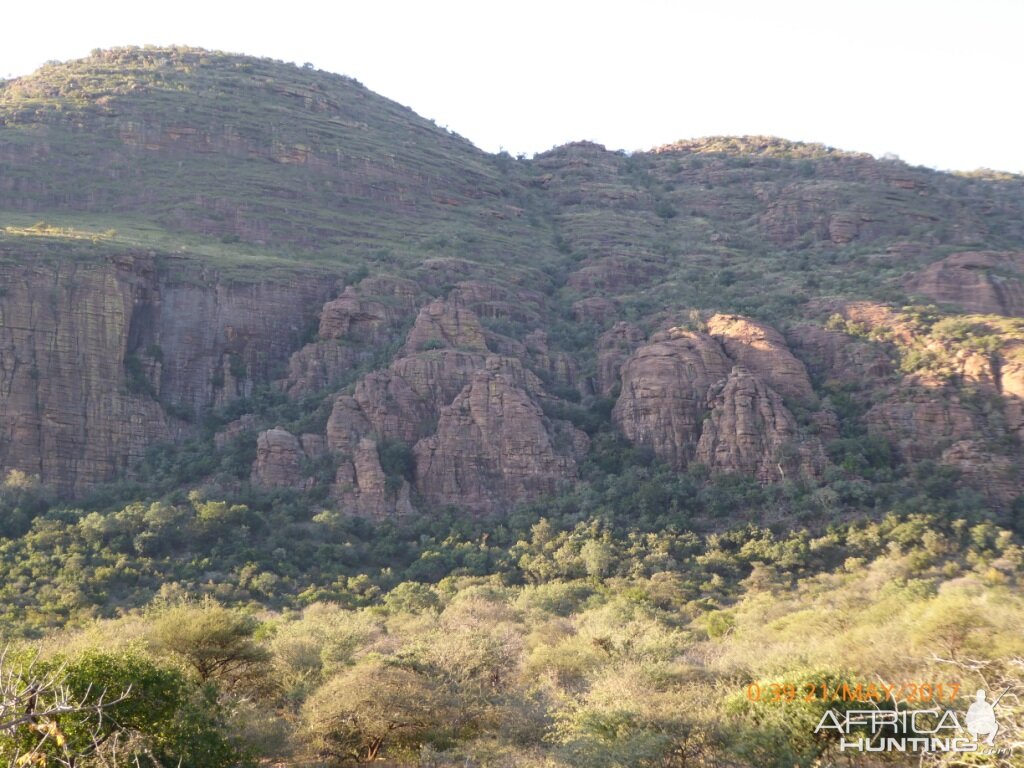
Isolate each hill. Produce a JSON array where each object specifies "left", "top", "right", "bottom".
[
  {"left": 1, "top": 46, "right": 1023, "bottom": 768},
  {"left": 2, "top": 48, "right": 1023, "bottom": 511}
]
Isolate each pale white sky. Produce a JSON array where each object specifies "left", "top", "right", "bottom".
[{"left": 2, "top": 0, "right": 1022, "bottom": 172}]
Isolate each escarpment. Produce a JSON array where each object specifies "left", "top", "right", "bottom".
[
  {"left": 696, "top": 368, "right": 825, "bottom": 482},
  {"left": 3, "top": 49, "right": 1024, "bottom": 514},
  {"left": 612, "top": 320, "right": 825, "bottom": 481},
  {"left": 413, "top": 370, "right": 587, "bottom": 514},
  {"left": 271, "top": 292, "right": 582, "bottom": 515},
  {"left": 905, "top": 251, "right": 1024, "bottom": 317},
  {"left": 0, "top": 251, "right": 329, "bottom": 493}
]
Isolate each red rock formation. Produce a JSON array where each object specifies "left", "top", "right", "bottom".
[
  {"left": 448, "top": 280, "right": 545, "bottom": 324},
  {"left": 353, "top": 351, "right": 489, "bottom": 443},
  {"left": 828, "top": 211, "right": 860, "bottom": 244},
  {"left": 787, "top": 324, "right": 893, "bottom": 384},
  {"left": 596, "top": 322, "right": 646, "bottom": 396},
  {"left": 252, "top": 427, "right": 307, "bottom": 489},
  {"left": 865, "top": 387, "right": 981, "bottom": 461},
  {"left": 524, "top": 330, "right": 579, "bottom": 393},
  {"left": 325, "top": 395, "right": 372, "bottom": 456},
  {"left": 318, "top": 285, "right": 413, "bottom": 344},
  {"left": 1000, "top": 341, "right": 1024, "bottom": 441},
  {"left": 906, "top": 251, "right": 1024, "bottom": 316},
  {"left": 401, "top": 298, "right": 488, "bottom": 354},
  {"left": 413, "top": 371, "right": 584, "bottom": 514},
  {"left": 0, "top": 253, "right": 328, "bottom": 493},
  {"left": 281, "top": 340, "right": 357, "bottom": 397},
  {"left": 612, "top": 332, "right": 732, "bottom": 468},
  {"left": 572, "top": 297, "right": 618, "bottom": 325},
  {"left": 940, "top": 440, "right": 1021, "bottom": 505},
  {"left": 213, "top": 414, "right": 256, "bottom": 450},
  {"left": 695, "top": 368, "right": 825, "bottom": 481},
  {"left": 706, "top": 314, "right": 815, "bottom": 403},
  {"left": 350, "top": 437, "right": 389, "bottom": 518}
]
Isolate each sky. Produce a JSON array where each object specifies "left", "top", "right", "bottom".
[{"left": 2, "top": 0, "right": 1022, "bottom": 173}]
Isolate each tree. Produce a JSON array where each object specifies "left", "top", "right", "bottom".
[
  {"left": 0, "top": 647, "right": 130, "bottom": 767},
  {"left": 0, "top": 647, "right": 244, "bottom": 768},
  {"left": 302, "top": 659, "right": 449, "bottom": 763},
  {"left": 149, "top": 598, "right": 270, "bottom": 688}
]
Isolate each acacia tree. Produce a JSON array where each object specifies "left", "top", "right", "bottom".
[
  {"left": 302, "top": 659, "right": 450, "bottom": 763},
  {"left": 148, "top": 598, "right": 270, "bottom": 689}
]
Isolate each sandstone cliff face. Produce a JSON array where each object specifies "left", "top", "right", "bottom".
[
  {"left": 611, "top": 320, "right": 830, "bottom": 481},
  {"left": 0, "top": 257, "right": 170, "bottom": 493},
  {"left": 1000, "top": 342, "right": 1024, "bottom": 441},
  {"left": 596, "top": 322, "right": 646, "bottom": 397},
  {"left": 906, "top": 252, "right": 1024, "bottom": 316},
  {"left": 0, "top": 253, "right": 329, "bottom": 493},
  {"left": 148, "top": 277, "right": 331, "bottom": 415},
  {"left": 612, "top": 331, "right": 732, "bottom": 469},
  {"left": 695, "top": 368, "right": 825, "bottom": 481},
  {"left": 706, "top": 314, "right": 815, "bottom": 403},
  {"left": 281, "top": 341, "right": 357, "bottom": 398},
  {"left": 310, "top": 287, "right": 576, "bottom": 516},
  {"left": 401, "top": 298, "right": 488, "bottom": 354},
  {"left": 865, "top": 388, "right": 981, "bottom": 462},
  {"left": 281, "top": 277, "right": 421, "bottom": 397},
  {"left": 940, "top": 440, "right": 1021, "bottom": 505},
  {"left": 524, "top": 330, "right": 580, "bottom": 394},
  {"left": 318, "top": 284, "right": 416, "bottom": 344},
  {"left": 251, "top": 428, "right": 307, "bottom": 489},
  {"left": 332, "top": 437, "right": 393, "bottom": 519},
  {"left": 787, "top": 324, "right": 893, "bottom": 384},
  {"left": 413, "top": 371, "right": 585, "bottom": 513},
  {"left": 352, "top": 351, "right": 489, "bottom": 444},
  {"left": 8, "top": 50, "right": 1024, "bottom": 517}
]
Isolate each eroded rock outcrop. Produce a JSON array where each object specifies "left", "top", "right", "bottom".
[
  {"left": 282, "top": 278, "right": 423, "bottom": 396},
  {"left": 352, "top": 351, "right": 489, "bottom": 443},
  {"left": 281, "top": 340, "right": 357, "bottom": 397},
  {"left": 612, "top": 331, "right": 732, "bottom": 468},
  {"left": 213, "top": 414, "right": 256, "bottom": 450},
  {"left": 524, "top": 330, "right": 580, "bottom": 394},
  {"left": 0, "top": 253, "right": 329, "bottom": 493},
  {"left": 414, "top": 371, "right": 585, "bottom": 514},
  {"left": 865, "top": 388, "right": 981, "bottom": 462},
  {"left": 906, "top": 251, "right": 1024, "bottom": 316},
  {"left": 572, "top": 297, "right": 618, "bottom": 326},
  {"left": 325, "top": 395, "right": 372, "bottom": 456},
  {"left": 318, "top": 285, "right": 413, "bottom": 344},
  {"left": 401, "top": 298, "right": 488, "bottom": 354},
  {"left": 1001, "top": 342, "right": 1024, "bottom": 440},
  {"left": 787, "top": 324, "right": 893, "bottom": 384},
  {"left": 695, "top": 368, "right": 824, "bottom": 481},
  {"left": 940, "top": 440, "right": 1021, "bottom": 505},
  {"left": 347, "top": 437, "right": 390, "bottom": 518},
  {"left": 448, "top": 280, "right": 545, "bottom": 325},
  {"left": 596, "top": 322, "right": 646, "bottom": 397},
  {"left": 251, "top": 427, "right": 306, "bottom": 489},
  {"left": 706, "top": 314, "right": 815, "bottom": 403}
]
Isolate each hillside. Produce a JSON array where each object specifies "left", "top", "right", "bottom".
[
  {"left": 0, "top": 47, "right": 1022, "bottom": 767},
  {"left": 2, "top": 47, "right": 1023, "bottom": 509}
]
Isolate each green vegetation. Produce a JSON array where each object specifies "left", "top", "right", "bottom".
[
  {"left": 3, "top": 514, "right": 1020, "bottom": 765},
  {"left": 3, "top": 48, "right": 1024, "bottom": 765}
]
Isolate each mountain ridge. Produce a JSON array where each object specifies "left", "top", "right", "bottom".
[{"left": 0, "top": 46, "right": 1022, "bottom": 517}]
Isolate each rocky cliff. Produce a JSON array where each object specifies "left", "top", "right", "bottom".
[
  {"left": 0, "top": 245, "right": 329, "bottom": 493},
  {"left": 2, "top": 48, "right": 1023, "bottom": 515}
]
